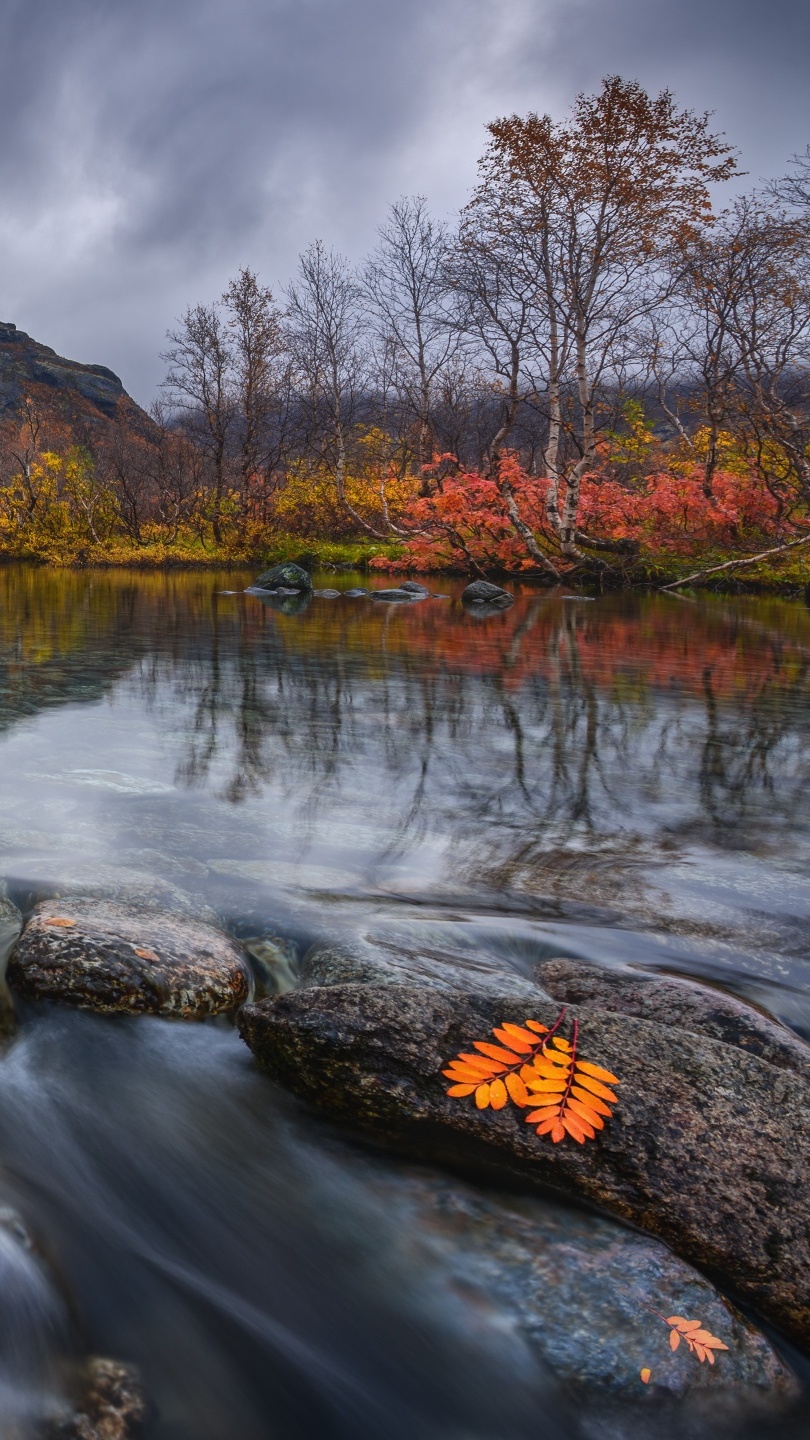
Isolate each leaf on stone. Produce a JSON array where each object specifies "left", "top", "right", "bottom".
[
  {"left": 442, "top": 1008, "right": 619, "bottom": 1141},
  {"left": 640, "top": 1368, "right": 651, "bottom": 1384},
  {"left": 134, "top": 947, "right": 160, "bottom": 962},
  {"left": 662, "top": 1315, "right": 729, "bottom": 1363},
  {"left": 45, "top": 917, "right": 76, "bottom": 928}
]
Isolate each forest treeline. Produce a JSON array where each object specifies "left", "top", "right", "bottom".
[{"left": 2, "top": 76, "right": 810, "bottom": 581}]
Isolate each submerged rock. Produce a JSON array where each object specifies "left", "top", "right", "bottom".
[
  {"left": 302, "top": 938, "right": 550, "bottom": 1004},
  {"left": 461, "top": 580, "right": 513, "bottom": 606},
  {"left": 238, "top": 978, "right": 810, "bottom": 1348},
  {"left": 2, "top": 861, "right": 210, "bottom": 923},
  {"left": 45, "top": 1357, "right": 149, "bottom": 1440},
  {"left": 10, "top": 898, "right": 253, "bottom": 1017},
  {"left": 363, "top": 1162, "right": 797, "bottom": 1412},
  {"left": 369, "top": 588, "right": 424, "bottom": 602},
  {"left": 252, "top": 562, "right": 312, "bottom": 593}
]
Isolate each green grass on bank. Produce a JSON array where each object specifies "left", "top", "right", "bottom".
[{"left": 0, "top": 531, "right": 807, "bottom": 594}]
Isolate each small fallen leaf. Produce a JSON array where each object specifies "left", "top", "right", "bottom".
[
  {"left": 640, "top": 1368, "right": 651, "bottom": 1384},
  {"left": 45, "top": 918, "right": 76, "bottom": 928},
  {"left": 134, "top": 947, "right": 160, "bottom": 962}
]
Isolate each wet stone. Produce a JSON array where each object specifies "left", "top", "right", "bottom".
[
  {"left": 44, "top": 1357, "right": 149, "bottom": 1440},
  {"left": 238, "top": 979, "right": 810, "bottom": 1348},
  {"left": 398, "top": 582, "right": 430, "bottom": 595},
  {"left": 537, "top": 956, "right": 810, "bottom": 1076},
  {"left": 252, "top": 562, "right": 312, "bottom": 592},
  {"left": 314, "top": 588, "right": 341, "bottom": 598},
  {"left": 369, "top": 588, "right": 424, "bottom": 602},
  {"left": 363, "top": 1163, "right": 798, "bottom": 1414},
  {"left": 461, "top": 580, "right": 513, "bottom": 605},
  {"left": 9, "top": 898, "right": 253, "bottom": 1018}
]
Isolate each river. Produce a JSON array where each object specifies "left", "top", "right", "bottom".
[{"left": 0, "top": 566, "right": 807, "bottom": 1439}]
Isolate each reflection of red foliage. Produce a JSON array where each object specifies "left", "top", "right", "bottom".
[
  {"left": 372, "top": 455, "right": 791, "bottom": 573},
  {"left": 253, "top": 590, "right": 810, "bottom": 704}
]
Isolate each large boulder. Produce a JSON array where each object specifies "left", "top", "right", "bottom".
[
  {"left": 9, "top": 898, "right": 253, "bottom": 1017},
  {"left": 461, "top": 580, "right": 513, "bottom": 606},
  {"left": 363, "top": 1161, "right": 797, "bottom": 1414},
  {"left": 238, "top": 978, "right": 810, "bottom": 1348},
  {"left": 252, "top": 562, "right": 312, "bottom": 593}
]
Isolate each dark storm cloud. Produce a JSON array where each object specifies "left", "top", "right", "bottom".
[{"left": 1, "top": 0, "right": 807, "bottom": 403}]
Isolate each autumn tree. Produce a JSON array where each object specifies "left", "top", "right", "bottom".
[{"left": 469, "top": 76, "right": 737, "bottom": 558}]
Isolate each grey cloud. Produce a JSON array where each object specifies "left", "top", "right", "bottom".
[{"left": 1, "top": 0, "right": 807, "bottom": 404}]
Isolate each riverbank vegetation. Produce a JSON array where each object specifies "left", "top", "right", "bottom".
[{"left": 1, "top": 76, "right": 809, "bottom": 591}]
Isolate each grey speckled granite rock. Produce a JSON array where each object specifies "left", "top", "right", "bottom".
[
  {"left": 363, "top": 1162, "right": 798, "bottom": 1412},
  {"left": 10, "top": 898, "right": 252, "bottom": 1017},
  {"left": 238, "top": 981, "right": 810, "bottom": 1348}
]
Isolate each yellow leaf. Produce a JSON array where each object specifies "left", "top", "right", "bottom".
[
  {"left": 505, "top": 1072, "right": 530, "bottom": 1106},
  {"left": 475, "top": 1083, "right": 491, "bottom": 1109},
  {"left": 576, "top": 1058, "right": 620, "bottom": 1085},
  {"left": 640, "top": 1369, "right": 651, "bottom": 1384},
  {"left": 489, "top": 1077, "right": 508, "bottom": 1110}
]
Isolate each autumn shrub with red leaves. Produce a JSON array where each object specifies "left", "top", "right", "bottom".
[{"left": 372, "top": 453, "right": 794, "bottom": 574}]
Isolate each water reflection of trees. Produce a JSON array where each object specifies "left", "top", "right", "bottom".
[
  {"left": 0, "top": 566, "right": 808, "bottom": 891},
  {"left": 124, "top": 584, "right": 810, "bottom": 892}
]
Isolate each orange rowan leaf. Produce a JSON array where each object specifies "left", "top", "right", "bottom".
[
  {"left": 441, "top": 1008, "right": 620, "bottom": 1145},
  {"left": 670, "top": 1329, "right": 681, "bottom": 1352},
  {"left": 45, "top": 917, "right": 76, "bottom": 928},
  {"left": 640, "top": 1369, "right": 651, "bottom": 1384},
  {"left": 493, "top": 1026, "right": 533, "bottom": 1053},
  {"left": 576, "top": 1059, "right": 620, "bottom": 1085},
  {"left": 134, "top": 947, "right": 160, "bottom": 962},
  {"left": 572, "top": 1073, "right": 619, "bottom": 1104},
  {"left": 570, "top": 1085, "right": 613, "bottom": 1117},
  {"left": 505, "top": 1072, "right": 530, "bottom": 1106},
  {"left": 473, "top": 1041, "right": 524, "bottom": 1064},
  {"left": 567, "top": 1096, "right": 605, "bottom": 1128},
  {"left": 500, "top": 1022, "right": 542, "bottom": 1047}
]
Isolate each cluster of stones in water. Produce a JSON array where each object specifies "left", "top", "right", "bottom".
[{"left": 249, "top": 562, "right": 514, "bottom": 608}]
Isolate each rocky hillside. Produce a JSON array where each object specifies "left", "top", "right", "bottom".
[{"left": 0, "top": 321, "right": 152, "bottom": 440}]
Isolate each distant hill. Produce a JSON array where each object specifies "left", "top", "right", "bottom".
[{"left": 0, "top": 321, "right": 153, "bottom": 443}]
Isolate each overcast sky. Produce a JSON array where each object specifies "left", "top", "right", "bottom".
[{"left": 1, "top": 0, "right": 808, "bottom": 405}]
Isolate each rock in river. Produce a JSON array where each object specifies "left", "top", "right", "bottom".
[
  {"left": 461, "top": 579, "right": 513, "bottom": 606},
  {"left": 252, "top": 562, "right": 313, "bottom": 593},
  {"left": 9, "top": 898, "right": 253, "bottom": 1017},
  {"left": 46, "top": 1357, "right": 149, "bottom": 1440},
  {"left": 369, "top": 587, "right": 425, "bottom": 602},
  {"left": 238, "top": 975, "right": 810, "bottom": 1348},
  {"left": 362, "top": 1160, "right": 797, "bottom": 1416}
]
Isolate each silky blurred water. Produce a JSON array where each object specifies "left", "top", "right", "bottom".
[{"left": 0, "top": 566, "right": 807, "bottom": 1438}]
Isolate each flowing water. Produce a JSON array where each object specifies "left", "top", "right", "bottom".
[{"left": 0, "top": 566, "right": 808, "bottom": 1438}]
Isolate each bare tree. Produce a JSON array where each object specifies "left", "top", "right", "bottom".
[
  {"left": 364, "top": 197, "right": 458, "bottom": 478},
  {"left": 161, "top": 303, "right": 235, "bottom": 542},
  {"left": 285, "top": 241, "right": 379, "bottom": 534},
  {"left": 222, "top": 267, "right": 291, "bottom": 514}
]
